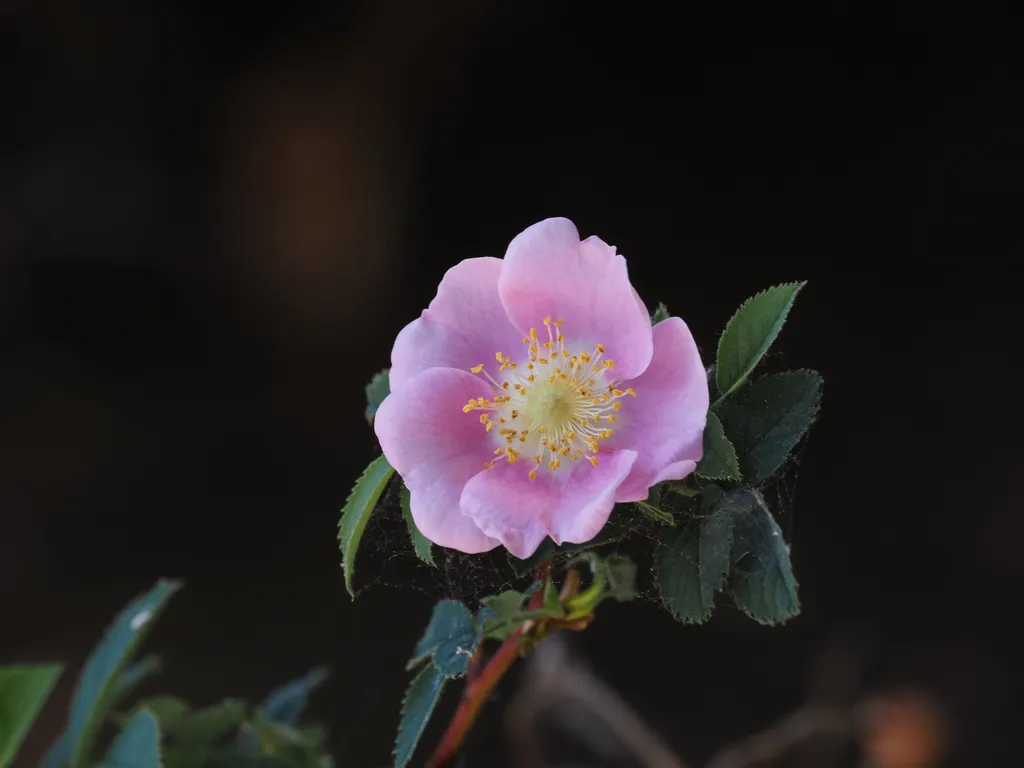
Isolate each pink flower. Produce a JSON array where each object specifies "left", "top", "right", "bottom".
[{"left": 374, "top": 218, "right": 709, "bottom": 559}]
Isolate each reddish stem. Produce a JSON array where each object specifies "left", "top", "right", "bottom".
[{"left": 424, "top": 560, "right": 551, "bottom": 768}]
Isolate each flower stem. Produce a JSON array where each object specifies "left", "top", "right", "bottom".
[{"left": 424, "top": 559, "right": 551, "bottom": 768}]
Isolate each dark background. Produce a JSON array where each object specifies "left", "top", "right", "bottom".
[{"left": 2, "top": 1, "right": 1021, "bottom": 766}]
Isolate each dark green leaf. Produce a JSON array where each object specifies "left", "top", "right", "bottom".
[
  {"left": 261, "top": 666, "right": 329, "bottom": 726},
  {"left": 650, "top": 302, "right": 670, "bottom": 325},
  {"left": 634, "top": 500, "right": 675, "bottom": 525},
  {"left": 0, "top": 664, "right": 62, "bottom": 767},
  {"left": 338, "top": 455, "right": 394, "bottom": 598},
  {"left": 718, "top": 370, "right": 823, "bottom": 482},
  {"left": 104, "top": 708, "right": 161, "bottom": 768},
  {"left": 400, "top": 485, "right": 435, "bottom": 567},
  {"left": 715, "top": 282, "right": 806, "bottom": 402},
  {"left": 480, "top": 591, "right": 528, "bottom": 641},
  {"left": 655, "top": 520, "right": 703, "bottom": 623},
  {"left": 407, "top": 600, "right": 478, "bottom": 677},
  {"left": 393, "top": 663, "right": 445, "bottom": 768},
  {"left": 654, "top": 487, "right": 734, "bottom": 623},
  {"left": 365, "top": 369, "right": 390, "bottom": 424},
  {"left": 696, "top": 411, "right": 742, "bottom": 481},
  {"left": 727, "top": 490, "right": 800, "bottom": 624},
  {"left": 65, "top": 580, "right": 181, "bottom": 768}
]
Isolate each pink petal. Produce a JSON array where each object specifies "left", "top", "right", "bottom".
[
  {"left": 459, "top": 449, "right": 638, "bottom": 559},
  {"left": 390, "top": 257, "right": 525, "bottom": 393},
  {"left": 612, "top": 317, "right": 709, "bottom": 502},
  {"left": 374, "top": 367, "right": 500, "bottom": 553},
  {"left": 498, "top": 218, "right": 654, "bottom": 380}
]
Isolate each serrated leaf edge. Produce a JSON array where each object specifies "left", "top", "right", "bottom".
[
  {"left": 727, "top": 369, "right": 823, "bottom": 483},
  {"left": 338, "top": 455, "right": 395, "bottom": 598},
  {"left": 695, "top": 411, "right": 743, "bottom": 481},
  {"left": 714, "top": 281, "right": 806, "bottom": 405},
  {"left": 727, "top": 489, "right": 801, "bottom": 626},
  {"left": 653, "top": 525, "right": 714, "bottom": 625},
  {"left": 400, "top": 484, "right": 435, "bottom": 567},
  {"left": 393, "top": 663, "right": 446, "bottom": 768}
]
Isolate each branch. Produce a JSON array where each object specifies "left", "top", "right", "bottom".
[
  {"left": 507, "top": 636, "right": 691, "bottom": 768},
  {"left": 704, "top": 707, "right": 853, "bottom": 768}
]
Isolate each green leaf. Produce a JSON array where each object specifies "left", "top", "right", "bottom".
[
  {"left": 249, "top": 720, "right": 327, "bottom": 767},
  {"left": 696, "top": 411, "right": 742, "bottom": 481},
  {"left": 718, "top": 370, "right": 823, "bottom": 482},
  {"left": 650, "top": 302, "right": 670, "bottom": 325},
  {"left": 104, "top": 708, "right": 161, "bottom": 768},
  {"left": 603, "top": 555, "right": 638, "bottom": 601},
  {"left": 393, "top": 663, "right": 445, "bottom": 768},
  {"left": 407, "top": 600, "right": 478, "bottom": 677},
  {"left": 727, "top": 490, "right": 799, "bottom": 624},
  {"left": 654, "top": 487, "right": 735, "bottom": 624},
  {"left": 715, "top": 281, "right": 806, "bottom": 402},
  {"left": 109, "top": 655, "right": 162, "bottom": 710},
  {"left": 400, "top": 485, "right": 435, "bottom": 567},
  {"left": 120, "top": 696, "right": 188, "bottom": 732},
  {"left": 41, "top": 733, "right": 69, "bottom": 768},
  {"left": 365, "top": 369, "right": 390, "bottom": 423},
  {"left": 0, "top": 664, "right": 62, "bottom": 767},
  {"left": 160, "top": 700, "right": 247, "bottom": 768},
  {"left": 261, "top": 666, "right": 329, "bottom": 726},
  {"left": 480, "top": 591, "right": 528, "bottom": 641},
  {"left": 176, "top": 700, "right": 247, "bottom": 745},
  {"left": 338, "top": 455, "right": 395, "bottom": 598},
  {"left": 65, "top": 580, "right": 181, "bottom": 768},
  {"left": 634, "top": 500, "right": 675, "bottom": 525},
  {"left": 564, "top": 552, "right": 638, "bottom": 615}
]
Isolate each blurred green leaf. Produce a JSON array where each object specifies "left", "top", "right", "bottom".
[
  {"left": 0, "top": 663, "right": 62, "bottom": 767},
  {"left": 262, "top": 667, "right": 328, "bottom": 726},
  {"left": 338, "top": 455, "right": 394, "bottom": 598},
  {"left": 103, "top": 708, "right": 161, "bottom": 768},
  {"left": 118, "top": 696, "right": 188, "bottom": 732},
  {"left": 718, "top": 370, "right": 822, "bottom": 482},
  {"left": 565, "top": 552, "right": 637, "bottom": 616},
  {"left": 715, "top": 282, "right": 805, "bottom": 402},
  {"left": 60, "top": 580, "right": 180, "bottom": 768},
  {"left": 109, "top": 655, "right": 162, "bottom": 712}
]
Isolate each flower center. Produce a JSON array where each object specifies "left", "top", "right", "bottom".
[{"left": 462, "top": 317, "right": 636, "bottom": 480}]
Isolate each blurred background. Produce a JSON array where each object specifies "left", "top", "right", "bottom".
[{"left": 1, "top": 2, "right": 1021, "bottom": 766}]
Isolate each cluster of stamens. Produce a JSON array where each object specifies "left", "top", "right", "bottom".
[{"left": 462, "top": 317, "right": 636, "bottom": 480}]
